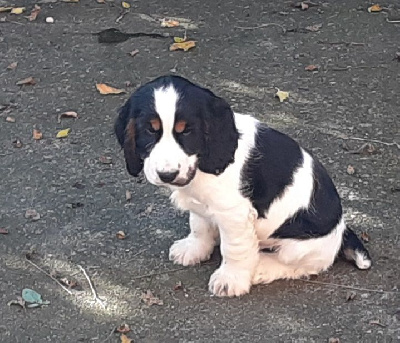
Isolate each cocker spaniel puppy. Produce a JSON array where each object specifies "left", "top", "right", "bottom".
[{"left": 115, "top": 75, "right": 371, "bottom": 297}]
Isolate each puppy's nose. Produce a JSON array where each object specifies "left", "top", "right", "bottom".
[{"left": 157, "top": 170, "right": 179, "bottom": 183}]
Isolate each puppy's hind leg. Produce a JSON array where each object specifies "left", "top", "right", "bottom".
[{"left": 340, "top": 226, "right": 372, "bottom": 270}]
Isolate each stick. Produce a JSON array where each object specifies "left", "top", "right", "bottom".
[
  {"left": 25, "top": 256, "right": 74, "bottom": 295},
  {"left": 299, "top": 279, "right": 398, "bottom": 294},
  {"left": 344, "top": 136, "right": 400, "bottom": 149},
  {"left": 386, "top": 18, "right": 400, "bottom": 23},
  {"left": 77, "top": 264, "right": 106, "bottom": 308},
  {"left": 101, "top": 326, "right": 117, "bottom": 343},
  {"left": 235, "top": 23, "right": 286, "bottom": 33}
]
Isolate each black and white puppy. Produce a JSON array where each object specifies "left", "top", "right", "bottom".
[{"left": 115, "top": 75, "right": 371, "bottom": 297}]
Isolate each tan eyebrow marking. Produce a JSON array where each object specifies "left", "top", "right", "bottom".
[
  {"left": 150, "top": 119, "right": 161, "bottom": 131},
  {"left": 174, "top": 120, "right": 186, "bottom": 133}
]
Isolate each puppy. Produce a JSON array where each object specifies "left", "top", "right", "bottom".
[{"left": 115, "top": 75, "right": 371, "bottom": 297}]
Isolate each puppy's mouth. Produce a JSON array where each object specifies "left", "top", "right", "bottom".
[{"left": 169, "top": 165, "right": 197, "bottom": 187}]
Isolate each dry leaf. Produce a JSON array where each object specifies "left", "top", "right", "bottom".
[
  {"left": 12, "top": 139, "right": 23, "bottom": 148},
  {"left": 328, "top": 338, "right": 340, "bottom": 343},
  {"left": 56, "top": 128, "right": 71, "bottom": 138},
  {"left": 361, "top": 232, "right": 370, "bottom": 242},
  {"left": 96, "top": 83, "right": 126, "bottom": 95},
  {"left": 275, "top": 89, "right": 289, "bottom": 102},
  {"left": 60, "top": 111, "right": 78, "bottom": 119},
  {"left": 25, "top": 209, "right": 40, "bottom": 221},
  {"left": 368, "top": 4, "right": 382, "bottom": 13},
  {"left": 33, "top": 129, "right": 43, "bottom": 140},
  {"left": 169, "top": 41, "right": 196, "bottom": 52},
  {"left": 99, "top": 155, "right": 112, "bottom": 164},
  {"left": 116, "top": 324, "right": 131, "bottom": 334},
  {"left": 59, "top": 277, "right": 78, "bottom": 289},
  {"left": 7, "top": 62, "right": 18, "bottom": 70},
  {"left": 305, "top": 23, "right": 322, "bottom": 32},
  {"left": 370, "top": 320, "right": 386, "bottom": 327},
  {"left": 121, "top": 1, "right": 130, "bottom": 9},
  {"left": 116, "top": 231, "right": 126, "bottom": 240},
  {"left": 10, "top": 7, "right": 25, "bottom": 14},
  {"left": 305, "top": 64, "right": 319, "bottom": 71},
  {"left": 161, "top": 19, "right": 180, "bottom": 27},
  {"left": 128, "top": 49, "right": 139, "bottom": 58},
  {"left": 120, "top": 334, "right": 132, "bottom": 343},
  {"left": 141, "top": 290, "right": 163, "bottom": 306},
  {"left": 6, "top": 117, "right": 16, "bottom": 123},
  {"left": 0, "top": 7, "right": 13, "bottom": 12},
  {"left": 301, "top": 2, "right": 309, "bottom": 10},
  {"left": 16, "top": 77, "right": 36, "bottom": 86},
  {"left": 346, "top": 165, "right": 355, "bottom": 175},
  {"left": 173, "top": 36, "right": 187, "bottom": 43},
  {"left": 125, "top": 190, "right": 132, "bottom": 202},
  {"left": 351, "top": 143, "right": 377, "bottom": 155},
  {"left": 173, "top": 281, "right": 183, "bottom": 291},
  {"left": 345, "top": 291, "right": 356, "bottom": 302},
  {"left": 0, "top": 228, "right": 9, "bottom": 234},
  {"left": 25, "top": 5, "right": 40, "bottom": 21}
]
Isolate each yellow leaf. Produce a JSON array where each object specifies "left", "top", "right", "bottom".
[
  {"left": 173, "top": 36, "right": 187, "bottom": 43},
  {"left": 121, "top": 1, "right": 130, "bottom": 9},
  {"left": 120, "top": 334, "right": 132, "bottom": 343},
  {"left": 161, "top": 19, "right": 180, "bottom": 27},
  {"left": 0, "top": 7, "right": 13, "bottom": 13},
  {"left": 56, "top": 128, "right": 70, "bottom": 138},
  {"left": 275, "top": 89, "right": 289, "bottom": 102},
  {"left": 368, "top": 4, "right": 382, "bottom": 12},
  {"left": 169, "top": 41, "right": 196, "bottom": 52},
  {"left": 96, "top": 83, "right": 126, "bottom": 95},
  {"left": 10, "top": 7, "right": 25, "bottom": 14}
]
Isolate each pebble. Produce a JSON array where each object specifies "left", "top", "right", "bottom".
[{"left": 46, "top": 17, "right": 54, "bottom": 23}]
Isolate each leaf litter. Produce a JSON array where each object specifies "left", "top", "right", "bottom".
[
  {"left": 96, "top": 83, "right": 126, "bottom": 95},
  {"left": 141, "top": 290, "right": 163, "bottom": 306},
  {"left": 56, "top": 128, "right": 71, "bottom": 138},
  {"left": 275, "top": 89, "right": 289, "bottom": 102},
  {"left": 16, "top": 77, "right": 36, "bottom": 86},
  {"left": 170, "top": 41, "right": 196, "bottom": 52},
  {"left": 25, "top": 5, "right": 40, "bottom": 21}
]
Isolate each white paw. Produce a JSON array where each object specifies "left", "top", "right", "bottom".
[
  {"left": 169, "top": 237, "right": 213, "bottom": 266},
  {"left": 208, "top": 266, "right": 252, "bottom": 297}
]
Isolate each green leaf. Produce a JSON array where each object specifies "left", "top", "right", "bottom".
[{"left": 22, "top": 288, "right": 43, "bottom": 304}]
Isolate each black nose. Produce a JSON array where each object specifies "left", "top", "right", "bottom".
[{"left": 157, "top": 170, "right": 179, "bottom": 183}]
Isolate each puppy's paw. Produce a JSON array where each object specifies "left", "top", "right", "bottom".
[
  {"left": 209, "top": 266, "right": 251, "bottom": 297},
  {"left": 169, "top": 237, "right": 213, "bottom": 266}
]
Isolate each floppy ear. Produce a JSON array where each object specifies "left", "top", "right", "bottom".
[
  {"left": 114, "top": 101, "right": 143, "bottom": 177},
  {"left": 199, "top": 95, "right": 239, "bottom": 175}
]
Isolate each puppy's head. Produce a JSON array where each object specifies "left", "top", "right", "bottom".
[{"left": 115, "top": 75, "right": 239, "bottom": 187}]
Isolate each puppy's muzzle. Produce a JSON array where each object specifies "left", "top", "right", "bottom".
[{"left": 157, "top": 170, "right": 179, "bottom": 183}]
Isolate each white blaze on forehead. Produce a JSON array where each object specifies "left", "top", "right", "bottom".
[{"left": 154, "top": 84, "right": 179, "bottom": 137}]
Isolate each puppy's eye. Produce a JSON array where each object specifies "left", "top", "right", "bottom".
[
  {"left": 147, "top": 119, "right": 161, "bottom": 134},
  {"left": 146, "top": 127, "right": 158, "bottom": 135},
  {"left": 175, "top": 120, "right": 191, "bottom": 135},
  {"left": 181, "top": 127, "right": 192, "bottom": 136}
]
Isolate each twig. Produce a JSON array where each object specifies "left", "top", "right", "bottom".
[
  {"left": 77, "top": 264, "right": 106, "bottom": 308},
  {"left": 235, "top": 23, "right": 286, "bottom": 33},
  {"left": 115, "top": 9, "right": 129, "bottom": 23},
  {"left": 132, "top": 248, "right": 148, "bottom": 258},
  {"left": 25, "top": 256, "right": 74, "bottom": 295},
  {"left": 101, "top": 326, "right": 116, "bottom": 343},
  {"left": 344, "top": 136, "right": 400, "bottom": 149},
  {"left": 386, "top": 18, "right": 400, "bottom": 23},
  {"left": 299, "top": 279, "right": 398, "bottom": 294},
  {"left": 317, "top": 41, "right": 365, "bottom": 46}
]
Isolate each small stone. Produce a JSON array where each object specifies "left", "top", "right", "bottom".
[
  {"left": 25, "top": 209, "right": 40, "bottom": 221},
  {"left": 346, "top": 165, "right": 355, "bottom": 175},
  {"left": 46, "top": 17, "right": 54, "bottom": 23}
]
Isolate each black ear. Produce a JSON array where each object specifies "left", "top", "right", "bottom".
[
  {"left": 199, "top": 95, "right": 239, "bottom": 175},
  {"left": 114, "top": 101, "right": 143, "bottom": 177}
]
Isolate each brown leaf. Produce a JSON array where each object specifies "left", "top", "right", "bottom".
[
  {"left": 16, "top": 77, "right": 36, "bottom": 86},
  {"left": 6, "top": 116, "right": 16, "bottom": 123},
  {"left": 368, "top": 4, "right": 382, "bottom": 13},
  {"left": 116, "top": 231, "right": 126, "bottom": 240},
  {"left": 33, "top": 129, "right": 43, "bottom": 140},
  {"left": 12, "top": 139, "right": 23, "bottom": 148},
  {"left": 305, "top": 23, "right": 322, "bottom": 32},
  {"left": 0, "top": 228, "right": 9, "bottom": 234},
  {"left": 173, "top": 281, "right": 183, "bottom": 291},
  {"left": 59, "top": 277, "right": 78, "bottom": 289},
  {"left": 120, "top": 334, "right": 132, "bottom": 343},
  {"left": 345, "top": 291, "right": 356, "bottom": 302},
  {"left": 305, "top": 64, "right": 319, "bottom": 71},
  {"left": 361, "top": 232, "right": 370, "bottom": 242},
  {"left": 346, "top": 165, "right": 355, "bottom": 175},
  {"left": 25, "top": 5, "right": 40, "bottom": 21},
  {"left": 328, "top": 338, "right": 340, "bottom": 343},
  {"left": 7, "top": 62, "right": 18, "bottom": 70},
  {"left": 129, "top": 49, "right": 139, "bottom": 57},
  {"left": 370, "top": 320, "right": 386, "bottom": 327},
  {"left": 169, "top": 41, "right": 196, "bottom": 52},
  {"left": 116, "top": 324, "right": 131, "bottom": 334},
  {"left": 99, "top": 155, "right": 113, "bottom": 164},
  {"left": 141, "top": 290, "right": 163, "bottom": 306},
  {"left": 350, "top": 143, "right": 377, "bottom": 155},
  {"left": 96, "top": 83, "right": 126, "bottom": 95}
]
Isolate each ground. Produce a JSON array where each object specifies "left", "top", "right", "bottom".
[{"left": 0, "top": 0, "right": 399, "bottom": 342}]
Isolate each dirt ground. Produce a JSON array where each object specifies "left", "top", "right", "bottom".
[{"left": 0, "top": 0, "right": 399, "bottom": 342}]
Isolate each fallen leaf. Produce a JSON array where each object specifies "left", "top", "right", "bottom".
[
  {"left": 305, "top": 64, "right": 319, "bottom": 71},
  {"left": 361, "top": 232, "right": 370, "bottom": 242},
  {"left": 121, "top": 1, "right": 130, "bottom": 9},
  {"left": 33, "top": 129, "right": 43, "bottom": 140},
  {"left": 120, "top": 334, "right": 132, "bottom": 343},
  {"left": 7, "top": 62, "right": 18, "bottom": 70},
  {"left": 370, "top": 320, "right": 386, "bottom": 327},
  {"left": 16, "top": 77, "right": 36, "bottom": 86},
  {"left": 173, "top": 281, "right": 183, "bottom": 291},
  {"left": 161, "top": 18, "right": 180, "bottom": 27},
  {"left": 345, "top": 291, "right": 356, "bottom": 302},
  {"left": 125, "top": 190, "right": 132, "bottom": 202},
  {"left": 25, "top": 209, "right": 40, "bottom": 221},
  {"left": 116, "top": 231, "right": 126, "bottom": 240},
  {"left": 368, "top": 4, "right": 382, "bottom": 13},
  {"left": 350, "top": 143, "right": 377, "bottom": 155},
  {"left": 25, "top": 5, "right": 40, "bottom": 21},
  {"left": 141, "top": 290, "right": 163, "bottom": 306},
  {"left": 0, "top": 7, "right": 13, "bottom": 12},
  {"left": 60, "top": 111, "right": 78, "bottom": 119},
  {"left": 12, "top": 139, "right": 23, "bottom": 148},
  {"left": 0, "top": 228, "right": 9, "bottom": 234},
  {"left": 169, "top": 41, "right": 196, "bottom": 52},
  {"left": 59, "top": 277, "right": 78, "bottom": 289},
  {"left": 346, "top": 165, "right": 355, "bottom": 175},
  {"left": 305, "top": 23, "right": 322, "bottom": 32},
  {"left": 173, "top": 36, "right": 187, "bottom": 43},
  {"left": 301, "top": 2, "right": 309, "bottom": 10},
  {"left": 10, "top": 7, "right": 25, "bottom": 14},
  {"left": 116, "top": 324, "right": 131, "bottom": 334},
  {"left": 128, "top": 49, "right": 139, "bottom": 57},
  {"left": 7, "top": 296, "right": 25, "bottom": 308},
  {"left": 96, "top": 83, "right": 126, "bottom": 95},
  {"left": 6, "top": 116, "right": 16, "bottom": 123},
  {"left": 99, "top": 155, "right": 112, "bottom": 164},
  {"left": 328, "top": 338, "right": 340, "bottom": 343},
  {"left": 56, "top": 128, "right": 71, "bottom": 138},
  {"left": 275, "top": 89, "right": 289, "bottom": 102}
]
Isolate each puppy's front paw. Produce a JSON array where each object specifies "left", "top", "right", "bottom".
[
  {"left": 169, "top": 237, "right": 213, "bottom": 266},
  {"left": 209, "top": 266, "right": 251, "bottom": 297}
]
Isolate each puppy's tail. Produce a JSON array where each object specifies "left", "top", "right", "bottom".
[{"left": 340, "top": 227, "right": 372, "bottom": 270}]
